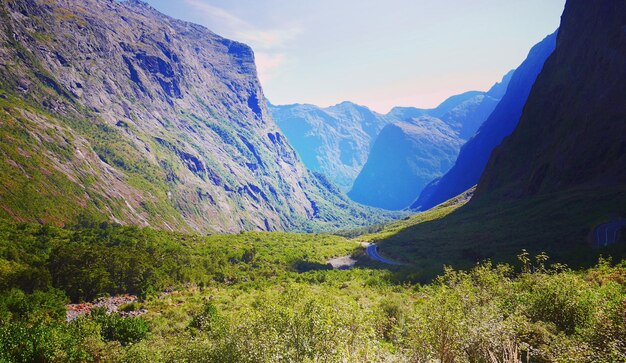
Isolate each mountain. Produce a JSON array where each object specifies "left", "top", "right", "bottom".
[
  {"left": 271, "top": 74, "right": 512, "bottom": 204},
  {"left": 347, "top": 117, "right": 463, "bottom": 210},
  {"left": 388, "top": 71, "right": 513, "bottom": 140},
  {"left": 346, "top": 73, "right": 512, "bottom": 210},
  {"left": 375, "top": 0, "right": 626, "bottom": 271},
  {"left": 438, "top": 71, "right": 514, "bottom": 140},
  {"left": 268, "top": 102, "right": 389, "bottom": 191},
  {"left": 475, "top": 0, "right": 626, "bottom": 199},
  {"left": 386, "top": 91, "right": 482, "bottom": 121},
  {"left": 0, "top": 0, "right": 391, "bottom": 233},
  {"left": 411, "top": 32, "right": 557, "bottom": 211}
]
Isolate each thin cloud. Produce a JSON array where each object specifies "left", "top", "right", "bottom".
[
  {"left": 255, "top": 52, "right": 286, "bottom": 84},
  {"left": 183, "top": 0, "right": 247, "bottom": 28},
  {"left": 183, "top": 0, "right": 301, "bottom": 50},
  {"left": 183, "top": 0, "right": 299, "bottom": 84},
  {"left": 234, "top": 28, "right": 301, "bottom": 51}
]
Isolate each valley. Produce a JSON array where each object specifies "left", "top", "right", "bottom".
[{"left": 0, "top": 0, "right": 625, "bottom": 361}]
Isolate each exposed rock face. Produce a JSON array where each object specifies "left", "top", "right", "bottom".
[
  {"left": 269, "top": 102, "right": 389, "bottom": 191},
  {"left": 476, "top": 0, "right": 626, "bottom": 198},
  {"left": 348, "top": 117, "right": 463, "bottom": 210},
  {"left": 0, "top": 0, "right": 387, "bottom": 232},
  {"left": 411, "top": 32, "right": 557, "bottom": 211}
]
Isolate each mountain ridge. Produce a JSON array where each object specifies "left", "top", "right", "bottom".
[
  {"left": 271, "top": 72, "right": 512, "bottom": 201},
  {"left": 475, "top": 0, "right": 626, "bottom": 199}
]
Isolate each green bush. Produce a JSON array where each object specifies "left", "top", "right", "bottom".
[
  {"left": 189, "top": 301, "right": 226, "bottom": 338},
  {"left": 0, "top": 320, "right": 96, "bottom": 362},
  {"left": 0, "top": 288, "right": 67, "bottom": 325},
  {"left": 90, "top": 308, "right": 149, "bottom": 346},
  {"left": 519, "top": 273, "right": 594, "bottom": 334}
]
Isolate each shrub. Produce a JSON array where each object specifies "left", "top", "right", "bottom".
[
  {"left": 90, "top": 308, "right": 149, "bottom": 346},
  {"left": 0, "top": 321, "right": 95, "bottom": 362},
  {"left": 0, "top": 288, "right": 67, "bottom": 325},
  {"left": 189, "top": 301, "right": 227, "bottom": 338},
  {"left": 519, "top": 273, "right": 594, "bottom": 334}
]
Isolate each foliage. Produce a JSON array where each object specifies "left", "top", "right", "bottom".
[
  {"left": 0, "top": 219, "right": 357, "bottom": 302},
  {"left": 90, "top": 308, "right": 149, "bottom": 346},
  {"left": 0, "top": 219, "right": 625, "bottom": 362}
]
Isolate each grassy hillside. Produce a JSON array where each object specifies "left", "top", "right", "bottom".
[
  {"left": 370, "top": 187, "right": 626, "bottom": 279},
  {"left": 1, "top": 220, "right": 625, "bottom": 362}
]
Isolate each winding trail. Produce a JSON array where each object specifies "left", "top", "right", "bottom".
[
  {"left": 594, "top": 218, "right": 626, "bottom": 248},
  {"left": 364, "top": 243, "right": 402, "bottom": 265}
]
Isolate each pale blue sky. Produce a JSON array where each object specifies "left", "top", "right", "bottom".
[{"left": 144, "top": 0, "right": 565, "bottom": 113}]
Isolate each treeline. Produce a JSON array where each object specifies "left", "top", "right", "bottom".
[{"left": 0, "top": 219, "right": 357, "bottom": 302}]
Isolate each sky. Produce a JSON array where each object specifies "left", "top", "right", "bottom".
[{"left": 144, "top": 0, "right": 566, "bottom": 113}]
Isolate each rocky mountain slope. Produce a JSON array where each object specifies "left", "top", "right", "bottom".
[
  {"left": 411, "top": 32, "right": 557, "bottom": 211},
  {"left": 0, "top": 0, "right": 389, "bottom": 233},
  {"left": 269, "top": 102, "right": 388, "bottom": 191}
]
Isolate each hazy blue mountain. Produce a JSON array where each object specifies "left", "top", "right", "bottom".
[
  {"left": 271, "top": 72, "right": 512, "bottom": 198},
  {"left": 390, "top": 71, "right": 514, "bottom": 140},
  {"left": 347, "top": 117, "right": 463, "bottom": 210},
  {"left": 411, "top": 32, "right": 557, "bottom": 211},
  {"left": 344, "top": 71, "right": 512, "bottom": 210},
  {"left": 440, "top": 71, "right": 514, "bottom": 140},
  {"left": 269, "top": 102, "right": 390, "bottom": 191},
  {"left": 387, "top": 91, "right": 483, "bottom": 121}
]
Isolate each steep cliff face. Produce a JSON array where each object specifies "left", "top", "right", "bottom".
[
  {"left": 411, "top": 32, "right": 557, "bottom": 211},
  {"left": 377, "top": 0, "right": 626, "bottom": 269},
  {"left": 476, "top": 0, "right": 626, "bottom": 198},
  {"left": 269, "top": 102, "right": 389, "bottom": 191},
  {"left": 348, "top": 117, "right": 463, "bottom": 210},
  {"left": 0, "top": 0, "right": 387, "bottom": 232}
]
